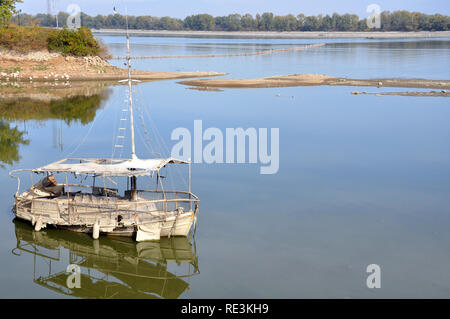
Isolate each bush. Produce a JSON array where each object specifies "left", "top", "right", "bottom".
[
  {"left": 0, "top": 24, "right": 50, "bottom": 52},
  {"left": 47, "top": 27, "right": 101, "bottom": 56}
]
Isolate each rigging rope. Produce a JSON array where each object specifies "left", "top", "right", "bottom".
[
  {"left": 63, "top": 105, "right": 108, "bottom": 159},
  {"left": 134, "top": 84, "right": 189, "bottom": 190}
]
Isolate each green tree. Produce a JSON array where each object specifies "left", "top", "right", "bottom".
[
  {"left": 273, "top": 15, "right": 297, "bottom": 31},
  {"left": 93, "top": 14, "right": 105, "bottom": 29},
  {"left": 260, "top": 12, "right": 274, "bottom": 31},
  {"left": 158, "top": 17, "right": 182, "bottom": 30},
  {"left": 184, "top": 14, "right": 214, "bottom": 30},
  {"left": 47, "top": 27, "right": 101, "bottom": 56},
  {"left": 391, "top": 11, "right": 413, "bottom": 31},
  {"left": 81, "top": 12, "right": 94, "bottom": 28},
  {"left": 296, "top": 14, "right": 305, "bottom": 30},
  {"left": 0, "top": 0, "right": 22, "bottom": 26},
  {"left": 284, "top": 14, "right": 297, "bottom": 31},
  {"left": 430, "top": 14, "right": 448, "bottom": 31},
  {"left": 321, "top": 15, "right": 332, "bottom": 31},
  {"left": 380, "top": 11, "right": 392, "bottom": 31},
  {"left": 226, "top": 14, "right": 242, "bottom": 31},
  {"left": 340, "top": 14, "right": 359, "bottom": 31},
  {"left": 241, "top": 13, "right": 256, "bottom": 30},
  {"left": 21, "top": 10, "right": 450, "bottom": 32},
  {"left": 302, "top": 16, "right": 320, "bottom": 31}
]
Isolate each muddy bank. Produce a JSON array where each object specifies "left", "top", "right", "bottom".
[
  {"left": 178, "top": 74, "right": 450, "bottom": 91},
  {"left": 0, "top": 49, "right": 225, "bottom": 82},
  {"left": 94, "top": 29, "right": 450, "bottom": 39},
  {"left": 351, "top": 90, "right": 449, "bottom": 97},
  {"left": 186, "top": 86, "right": 224, "bottom": 92}
]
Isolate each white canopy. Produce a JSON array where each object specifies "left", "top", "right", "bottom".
[{"left": 32, "top": 157, "right": 189, "bottom": 177}]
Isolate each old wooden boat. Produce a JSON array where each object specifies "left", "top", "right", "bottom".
[{"left": 9, "top": 31, "right": 199, "bottom": 241}]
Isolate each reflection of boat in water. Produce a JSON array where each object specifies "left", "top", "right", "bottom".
[{"left": 11, "top": 219, "right": 199, "bottom": 298}]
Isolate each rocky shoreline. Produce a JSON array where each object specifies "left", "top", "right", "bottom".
[{"left": 0, "top": 49, "right": 225, "bottom": 83}]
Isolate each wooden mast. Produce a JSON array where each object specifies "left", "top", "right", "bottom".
[
  {"left": 125, "top": 12, "right": 138, "bottom": 201},
  {"left": 126, "top": 14, "right": 136, "bottom": 161}
]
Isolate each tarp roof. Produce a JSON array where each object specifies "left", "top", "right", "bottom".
[{"left": 32, "top": 157, "right": 189, "bottom": 177}]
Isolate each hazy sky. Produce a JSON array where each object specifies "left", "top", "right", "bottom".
[{"left": 17, "top": 0, "right": 449, "bottom": 18}]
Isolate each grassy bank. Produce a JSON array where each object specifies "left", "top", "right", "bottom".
[
  {"left": 0, "top": 24, "right": 225, "bottom": 82},
  {"left": 0, "top": 24, "right": 105, "bottom": 56}
]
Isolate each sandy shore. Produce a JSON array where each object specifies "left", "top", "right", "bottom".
[
  {"left": 0, "top": 49, "right": 225, "bottom": 82},
  {"left": 94, "top": 29, "right": 450, "bottom": 39},
  {"left": 178, "top": 74, "right": 450, "bottom": 91},
  {"left": 356, "top": 91, "right": 450, "bottom": 97}
]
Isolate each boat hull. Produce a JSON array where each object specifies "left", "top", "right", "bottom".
[
  {"left": 13, "top": 196, "right": 198, "bottom": 241},
  {"left": 14, "top": 210, "right": 195, "bottom": 239}
]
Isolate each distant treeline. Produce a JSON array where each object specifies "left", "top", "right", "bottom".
[{"left": 11, "top": 11, "right": 450, "bottom": 32}]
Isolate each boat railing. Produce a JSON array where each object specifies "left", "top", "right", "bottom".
[
  {"left": 16, "top": 186, "right": 199, "bottom": 221},
  {"left": 16, "top": 198, "right": 198, "bottom": 226},
  {"left": 9, "top": 173, "right": 199, "bottom": 211},
  {"left": 137, "top": 190, "right": 198, "bottom": 212},
  {"left": 64, "top": 184, "right": 198, "bottom": 198},
  {"left": 64, "top": 184, "right": 198, "bottom": 200}
]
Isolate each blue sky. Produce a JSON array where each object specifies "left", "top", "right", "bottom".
[{"left": 17, "top": 0, "right": 449, "bottom": 18}]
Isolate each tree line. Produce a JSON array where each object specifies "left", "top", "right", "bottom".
[{"left": 10, "top": 11, "right": 450, "bottom": 32}]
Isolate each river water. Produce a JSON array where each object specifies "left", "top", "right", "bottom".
[{"left": 0, "top": 37, "right": 449, "bottom": 298}]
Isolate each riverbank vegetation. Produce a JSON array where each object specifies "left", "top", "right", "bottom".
[
  {"left": 0, "top": 0, "right": 22, "bottom": 27},
  {"left": 0, "top": 24, "right": 103, "bottom": 56},
  {"left": 13, "top": 11, "right": 450, "bottom": 32},
  {"left": 0, "top": 24, "right": 51, "bottom": 52},
  {"left": 47, "top": 27, "right": 101, "bottom": 56}
]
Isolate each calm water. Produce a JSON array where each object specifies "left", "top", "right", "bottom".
[{"left": 1, "top": 37, "right": 450, "bottom": 298}]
